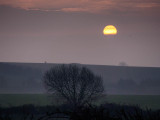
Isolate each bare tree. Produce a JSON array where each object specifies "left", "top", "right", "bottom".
[{"left": 43, "top": 64, "right": 104, "bottom": 109}]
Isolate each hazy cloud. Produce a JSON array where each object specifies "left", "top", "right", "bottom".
[{"left": 0, "top": 0, "right": 159, "bottom": 13}]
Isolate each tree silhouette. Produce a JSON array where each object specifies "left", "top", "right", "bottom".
[{"left": 43, "top": 64, "right": 104, "bottom": 109}]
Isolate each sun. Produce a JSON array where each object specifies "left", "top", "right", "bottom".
[{"left": 103, "top": 25, "right": 117, "bottom": 35}]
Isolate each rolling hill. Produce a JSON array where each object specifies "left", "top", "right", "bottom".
[{"left": 0, "top": 62, "right": 160, "bottom": 94}]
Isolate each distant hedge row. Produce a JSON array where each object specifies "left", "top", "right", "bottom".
[{"left": 0, "top": 103, "right": 160, "bottom": 120}]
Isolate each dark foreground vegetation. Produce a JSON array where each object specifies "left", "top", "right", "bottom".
[{"left": 0, "top": 103, "right": 160, "bottom": 120}]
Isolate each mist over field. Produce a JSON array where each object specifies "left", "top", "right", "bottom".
[
  {"left": 0, "top": 1, "right": 160, "bottom": 119},
  {"left": 0, "top": 62, "right": 160, "bottom": 95}
]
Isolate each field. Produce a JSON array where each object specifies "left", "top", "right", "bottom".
[{"left": 0, "top": 94, "right": 160, "bottom": 110}]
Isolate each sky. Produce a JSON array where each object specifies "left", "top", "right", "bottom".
[{"left": 0, "top": 0, "right": 160, "bottom": 67}]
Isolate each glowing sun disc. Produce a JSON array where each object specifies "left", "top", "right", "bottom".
[{"left": 103, "top": 25, "right": 117, "bottom": 35}]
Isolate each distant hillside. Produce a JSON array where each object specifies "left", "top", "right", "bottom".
[{"left": 0, "top": 62, "right": 160, "bottom": 94}]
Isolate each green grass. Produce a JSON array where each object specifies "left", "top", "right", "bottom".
[
  {"left": 0, "top": 94, "right": 51, "bottom": 107},
  {"left": 0, "top": 94, "right": 160, "bottom": 110},
  {"left": 101, "top": 95, "right": 160, "bottom": 110}
]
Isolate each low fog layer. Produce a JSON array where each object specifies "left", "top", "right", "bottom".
[{"left": 0, "top": 62, "right": 160, "bottom": 95}]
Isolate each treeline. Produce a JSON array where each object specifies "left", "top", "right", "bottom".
[
  {"left": 113, "top": 78, "right": 160, "bottom": 94},
  {"left": 0, "top": 103, "right": 160, "bottom": 120}
]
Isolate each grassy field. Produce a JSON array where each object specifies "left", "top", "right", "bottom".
[{"left": 0, "top": 94, "right": 160, "bottom": 110}]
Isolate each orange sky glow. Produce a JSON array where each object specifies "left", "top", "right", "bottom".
[{"left": 0, "top": 0, "right": 160, "bottom": 67}]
